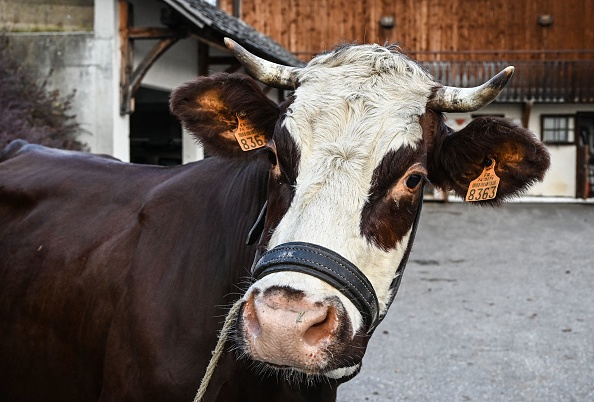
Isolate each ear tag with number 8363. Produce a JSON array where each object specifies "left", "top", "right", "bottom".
[
  {"left": 465, "top": 159, "right": 500, "bottom": 202},
  {"left": 234, "top": 113, "right": 267, "bottom": 151}
]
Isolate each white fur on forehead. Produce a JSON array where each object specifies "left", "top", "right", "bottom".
[
  {"left": 303, "top": 43, "right": 431, "bottom": 81},
  {"left": 285, "top": 43, "right": 436, "bottom": 159}
]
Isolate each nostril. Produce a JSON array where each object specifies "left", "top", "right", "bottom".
[
  {"left": 303, "top": 306, "right": 337, "bottom": 346},
  {"left": 243, "top": 293, "right": 262, "bottom": 337}
]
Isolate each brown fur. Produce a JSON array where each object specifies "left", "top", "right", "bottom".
[
  {"left": 427, "top": 113, "right": 551, "bottom": 205},
  {"left": 170, "top": 73, "right": 279, "bottom": 158},
  {"left": 361, "top": 146, "right": 426, "bottom": 250}
]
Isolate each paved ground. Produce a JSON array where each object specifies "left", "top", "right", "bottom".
[{"left": 338, "top": 202, "right": 594, "bottom": 401}]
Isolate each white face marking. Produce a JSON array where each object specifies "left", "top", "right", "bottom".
[{"left": 248, "top": 45, "right": 436, "bottom": 373}]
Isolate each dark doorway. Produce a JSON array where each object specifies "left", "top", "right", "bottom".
[
  {"left": 576, "top": 112, "right": 594, "bottom": 198},
  {"left": 130, "top": 87, "right": 182, "bottom": 166}
]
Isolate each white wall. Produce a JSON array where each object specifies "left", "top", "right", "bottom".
[
  {"left": 95, "top": 0, "right": 129, "bottom": 161},
  {"left": 7, "top": 1, "right": 130, "bottom": 160},
  {"left": 129, "top": 0, "right": 199, "bottom": 91},
  {"left": 6, "top": 28, "right": 126, "bottom": 160},
  {"left": 526, "top": 104, "right": 580, "bottom": 197}
]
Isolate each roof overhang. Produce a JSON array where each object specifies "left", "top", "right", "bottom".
[{"left": 161, "top": 0, "right": 304, "bottom": 67}]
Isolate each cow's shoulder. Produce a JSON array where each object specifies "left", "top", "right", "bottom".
[
  {"left": 0, "top": 141, "right": 264, "bottom": 219},
  {"left": 0, "top": 142, "right": 179, "bottom": 233}
]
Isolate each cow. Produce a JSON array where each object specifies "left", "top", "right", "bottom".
[{"left": 0, "top": 39, "right": 549, "bottom": 402}]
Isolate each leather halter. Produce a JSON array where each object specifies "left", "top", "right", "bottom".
[
  {"left": 376, "top": 187, "right": 424, "bottom": 331},
  {"left": 252, "top": 242, "right": 380, "bottom": 329},
  {"left": 248, "top": 185, "right": 425, "bottom": 333}
]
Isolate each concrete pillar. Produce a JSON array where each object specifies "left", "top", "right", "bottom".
[
  {"left": 182, "top": 128, "right": 204, "bottom": 164},
  {"left": 94, "top": 0, "right": 130, "bottom": 161}
]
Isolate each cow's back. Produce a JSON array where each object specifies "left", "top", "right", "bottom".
[{"left": 0, "top": 142, "right": 267, "bottom": 401}]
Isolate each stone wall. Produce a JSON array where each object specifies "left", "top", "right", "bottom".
[{"left": 0, "top": 0, "right": 93, "bottom": 32}]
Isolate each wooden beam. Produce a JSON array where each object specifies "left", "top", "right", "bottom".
[
  {"left": 224, "top": 64, "right": 242, "bottom": 73},
  {"left": 207, "top": 56, "right": 239, "bottom": 65},
  {"left": 119, "top": 0, "right": 133, "bottom": 115},
  {"left": 128, "top": 27, "right": 178, "bottom": 40},
  {"left": 119, "top": 0, "right": 183, "bottom": 115},
  {"left": 521, "top": 100, "right": 533, "bottom": 128},
  {"left": 128, "top": 37, "right": 179, "bottom": 106},
  {"left": 197, "top": 41, "right": 241, "bottom": 75},
  {"left": 198, "top": 41, "right": 209, "bottom": 76}
]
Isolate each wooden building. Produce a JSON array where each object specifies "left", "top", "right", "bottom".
[
  {"left": 221, "top": 0, "right": 594, "bottom": 199},
  {"left": 221, "top": 0, "right": 592, "bottom": 61}
]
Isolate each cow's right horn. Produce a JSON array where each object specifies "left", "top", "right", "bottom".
[
  {"left": 427, "top": 66, "right": 514, "bottom": 112},
  {"left": 224, "top": 38, "right": 300, "bottom": 90}
]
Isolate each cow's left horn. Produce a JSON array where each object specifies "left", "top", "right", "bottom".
[
  {"left": 427, "top": 66, "right": 514, "bottom": 112},
  {"left": 224, "top": 38, "right": 300, "bottom": 89}
]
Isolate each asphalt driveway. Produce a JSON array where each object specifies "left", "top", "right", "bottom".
[{"left": 338, "top": 202, "right": 594, "bottom": 401}]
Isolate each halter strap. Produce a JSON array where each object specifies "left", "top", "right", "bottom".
[
  {"left": 370, "top": 187, "right": 424, "bottom": 333},
  {"left": 252, "top": 242, "right": 379, "bottom": 330}
]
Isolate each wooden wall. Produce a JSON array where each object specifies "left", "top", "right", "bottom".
[{"left": 220, "top": 0, "right": 594, "bottom": 62}]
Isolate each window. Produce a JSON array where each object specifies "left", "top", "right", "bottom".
[{"left": 542, "top": 115, "right": 575, "bottom": 144}]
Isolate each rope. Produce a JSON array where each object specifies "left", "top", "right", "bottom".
[{"left": 193, "top": 299, "right": 243, "bottom": 402}]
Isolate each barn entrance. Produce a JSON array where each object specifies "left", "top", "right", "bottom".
[
  {"left": 576, "top": 112, "right": 594, "bottom": 198},
  {"left": 129, "top": 87, "right": 182, "bottom": 166}
]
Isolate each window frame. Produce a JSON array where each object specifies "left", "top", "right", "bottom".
[{"left": 541, "top": 114, "right": 576, "bottom": 145}]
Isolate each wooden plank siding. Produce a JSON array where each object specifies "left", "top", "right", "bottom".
[
  {"left": 218, "top": 0, "right": 594, "bottom": 102},
  {"left": 220, "top": 0, "right": 594, "bottom": 62}
]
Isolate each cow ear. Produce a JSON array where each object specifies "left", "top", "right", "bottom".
[
  {"left": 170, "top": 73, "right": 279, "bottom": 158},
  {"left": 429, "top": 116, "right": 550, "bottom": 205}
]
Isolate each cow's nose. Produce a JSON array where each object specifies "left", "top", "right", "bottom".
[{"left": 242, "top": 287, "right": 341, "bottom": 369}]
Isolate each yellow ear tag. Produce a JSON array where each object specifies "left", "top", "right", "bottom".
[
  {"left": 465, "top": 159, "right": 500, "bottom": 202},
  {"left": 234, "top": 114, "right": 267, "bottom": 151}
]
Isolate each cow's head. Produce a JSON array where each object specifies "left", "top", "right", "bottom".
[{"left": 170, "top": 40, "right": 550, "bottom": 383}]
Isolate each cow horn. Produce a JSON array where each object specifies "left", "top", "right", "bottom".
[
  {"left": 224, "top": 38, "right": 300, "bottom": 89},
  {"left": 427, "top": 66, "right": 515, "bottom": 112}
]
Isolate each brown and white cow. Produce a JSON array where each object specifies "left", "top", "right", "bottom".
[{"left": 0, "top": 39, "right": 549, "bottom": 401}]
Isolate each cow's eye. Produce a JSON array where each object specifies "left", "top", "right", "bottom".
[
  {"left": 266, "top": 149, "right": 278, "bottom": 166},
  {"left": 405, "top": 174, "right": 423, "bottom": 189}
]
